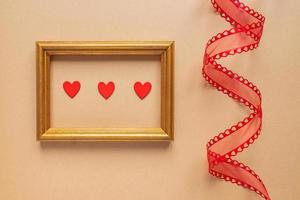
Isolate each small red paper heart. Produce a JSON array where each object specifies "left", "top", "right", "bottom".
[
  {"left": 134, "top": 82, "right": 152, "bottom": 100},
  {"left": 98, "top": 82, "right": 115, "bottom": 100},
  {"left": 63, "top": 81, "right": 81, "bottom": 98}
]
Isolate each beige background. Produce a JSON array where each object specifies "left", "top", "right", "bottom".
[{"left": 0, "top": 0, "right": 300, "bottom": 199}]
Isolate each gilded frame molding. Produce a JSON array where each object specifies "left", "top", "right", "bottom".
[{"left": 36, "top": 41, "right": 174, "bottom": 141}]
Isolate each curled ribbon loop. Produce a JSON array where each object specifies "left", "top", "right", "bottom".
[{"left": 202, "top": 0, "right": 271, "bottom": 199}]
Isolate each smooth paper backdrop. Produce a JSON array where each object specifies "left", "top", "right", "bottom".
[{"left": 0, "top": 0, "right": 299, "bottom": 199}]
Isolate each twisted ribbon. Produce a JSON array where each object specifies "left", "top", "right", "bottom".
[{"left": 202, "top": 0, "right": 270, "bottom": 199}]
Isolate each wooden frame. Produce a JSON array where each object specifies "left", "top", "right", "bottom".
[{"left": 36, "top": 41, "right": 174, "bottom": 141}]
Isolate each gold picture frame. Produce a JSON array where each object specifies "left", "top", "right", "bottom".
[{"left": 36, "top": 41, "right": 174, "bottom": 141}]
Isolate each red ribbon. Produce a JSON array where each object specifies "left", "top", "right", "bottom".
[{"left": 202, "top": 0, "right": 271, "bottom": 199}]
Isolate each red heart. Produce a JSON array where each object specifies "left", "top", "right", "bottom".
[
  {"left": 134, "top": 82, "right": 152, "bottom": 100},
  {"left": 63, "top": 81, "right": 81, "bottom": 98},
  {"left": 98, "top": 82, "right": 115, "bottom": 100}
]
